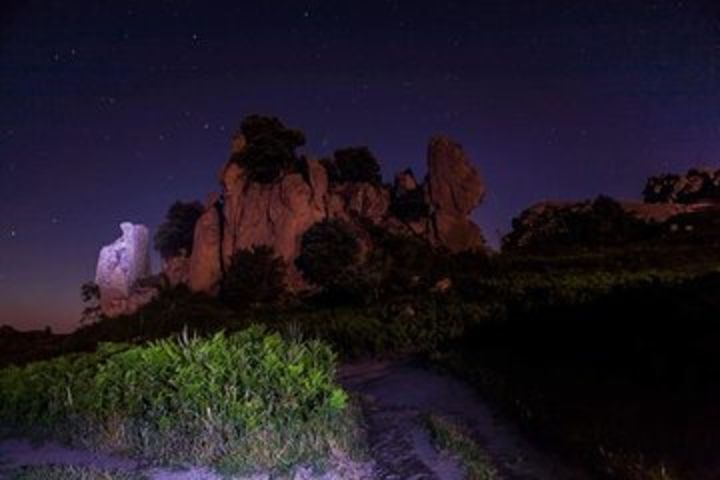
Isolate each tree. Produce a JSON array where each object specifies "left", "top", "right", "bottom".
[
  {"left": 295, "top": 220, "right": 360, "bottom": 288},
  {"left": 390, "top": 187, "right": 430, "bottom": 221},
  {"left": 231, "top": 115, "right": 306, "bottom": 183},
  {"left": 221, "top": 246, "right": 287, "bottom": 308},
  {"left": 331, "top": 147, "right": 382, "bottom": 184},
  {"left": 154, "top": 201, "right": 204, "bottom": 259},
  {"left": 80, "top": 281, "right": 101, "bottom": 324}
]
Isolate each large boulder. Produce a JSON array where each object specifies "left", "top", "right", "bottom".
[
  {"left": 95, "top": 222, "right": 152, "bottom": 316},
  {"left": 425, "top": 136, "right": 486, "bottom": 252},
  {"left": 188, "top": 193, "right": 224, "bottom": 294},
  {"left": 426, "top": 136, "right": 485, "bottom": 216}
]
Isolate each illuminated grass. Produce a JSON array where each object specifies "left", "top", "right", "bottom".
[{"left": 424, "top": 414, "right": 498, "bottom": 480}]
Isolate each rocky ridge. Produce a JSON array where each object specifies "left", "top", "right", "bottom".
[{"left": 188, "top": 134, "right": 487, "bottom": 294}]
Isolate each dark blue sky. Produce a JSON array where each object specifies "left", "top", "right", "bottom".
[{"left": 1, "top": 0, "right": 719, "bottom": 331}]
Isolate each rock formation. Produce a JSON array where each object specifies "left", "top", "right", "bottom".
[
  {"left": 188, "top": 134, "right": 487, "bottom": 293},
  {"left": 95, "top": 222, "right": 153, "bottom": 316},
  {"left": 505, "top": 171, "right": 720, "bottom": 251},
  {"left": 426, "top": 136, "right": 486, "bottom": 252},
  {"left": 643, "top": 168, "right": 720, "bottom": 204}
]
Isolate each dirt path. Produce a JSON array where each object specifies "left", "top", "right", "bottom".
[{"left": 339, "top": 359, "right": 592, "bottom": 480}]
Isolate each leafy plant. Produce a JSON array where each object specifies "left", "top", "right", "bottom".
[
  {"left": 230, "top": 115, "right": 306, "bottom": 183},
  {"left": 295, "top": 219, "right": 360, "bottom": 289},
  {"left": 221, "top": 246, "right": 287, "bottom": 308},
  {"left": 153, "top": 201, "right": 204, "bottom": 259},
  {"left": 0, "top": 326, "right": 360, "bottom": 474},
  {"left": 326, "top": 147, "right": 382, "bottom": 184}
]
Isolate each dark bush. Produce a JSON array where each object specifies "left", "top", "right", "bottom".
[
  {"left": 296, "top": 220, "right": 360, "bottom": 288},
  {"left": 330, "top": 147, "right": 382, "bottom": 184},
  {"left": 231, "top": 115, "right": 306, "bottom": 183},
  {"left": 221, "top": 246, "right": 287, "bottom": 308},
  {"left": 390, "top": 186, "right": 430, "bottom": 221},
  {"left": 154, "top": 201, "right": 204, "bottom": 259}
]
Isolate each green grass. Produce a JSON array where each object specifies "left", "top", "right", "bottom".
[
  {"left": 424, "top": 414, "right": 498, "bottom": 480},
  {"left": 0, "top": 326, "right": 362, "bottom": 474}
]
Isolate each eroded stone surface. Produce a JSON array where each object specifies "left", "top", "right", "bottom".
[
  {"left": 188, "top": 135, "right": 488, "bottom": 293},
  {"left": 95, "top": 222, "right": 151, "bottom": 316}
]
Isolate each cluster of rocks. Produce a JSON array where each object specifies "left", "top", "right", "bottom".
[
  {"left": 506, "top": 171, "right": 720, "bottom": 250},
  {"left": 95, "top": 134, "right": 487, "bottom": 316},
  {"left": 643, "top": 168, "right": 720, "bottom": 204}
]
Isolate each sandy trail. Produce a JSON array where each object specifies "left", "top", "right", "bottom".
[{"left": 339, "top": 359, "right": 592, "bottom": 480}]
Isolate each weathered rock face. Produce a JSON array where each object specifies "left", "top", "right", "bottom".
[
  {"left": 427, "top": 136, "right": 485, "bottom": 216},
  {"left": 161, "top": 255, "right": 191, "bottom": 286},
  {"left": 425, "top": 136, "right": 486, "bottom": 252},
  {"left": 95, "top": 222, "right": 152, "bottom": 316},
  {"left": 188, "top": 193, "right": 223, "bottom": 294},
  {"left": 188, "top": 135, "right": 487, "bottom": 293}
]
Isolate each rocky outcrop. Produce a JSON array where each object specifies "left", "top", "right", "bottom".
[
  {"left": 95, "top": 222, "right": 152, "bottom": 316},
  {"left": 504, "top": 197, "right": 715, "bottom": 251},
  {"left": 188, "top": 135, "right": 487, "bottom": 293},
  {"left": 425, "top": 137, "right": 486, "bottom": 252},
  {"left": 161, "top": 255, "right": 190, "bottom": 287},
  {"left": 188, "top": 193, "right": 224, "bottom": 294},
  {"left": 643, "top": 168, "right": 720, "bottom": 204}
]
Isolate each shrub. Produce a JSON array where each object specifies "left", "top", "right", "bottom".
[
  {"left": 80, "top": 281, "right": 101, "bottom": 324},
  {"left": 330, "top": 147, "right": 382, "bottom": 184},
  {"left": 0, "top": 327, "right": 359, "bottom": 473},
  {"left": 153, "top": 201, "right": 204, "bottom": 259},
  {"left": 64, "top": 285, "right": 236, "bottom": 350},
  {"left": 221, "top": 246, "right": 287, "bottom": 308},
  {"left": 296, "top": 220, "right": 360, "bottom": 288},
  {"left": 390, "top": 186, "right": 430, "bottom": 221},
  {"left": 231, "top": 115, "right": 306, "bottom": 183}
]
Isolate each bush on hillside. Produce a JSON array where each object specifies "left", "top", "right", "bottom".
[
  {"left": 390, "top": 186, "right": 430, "bottom": 221},
  {"left": 325, "top": 147, "right": 382, "bottom": 185},
  {"left": 296, "top": 220, "right": 360, "bottom": 288},
  {"left": 231, "top": 115, "right": 306, "bottom": 183},
  {"left": 154, "top": 201, "right": 204, "bottom": 259},
  {"left": 221, "top": 246, "right": 287, "bottom": 308},
  {"left": 0, "top": 326, "right": 359, "bottom": 473}
]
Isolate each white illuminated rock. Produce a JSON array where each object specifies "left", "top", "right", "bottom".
[{"left": 95, "top": 222, "right": 152, "bottom": 316}]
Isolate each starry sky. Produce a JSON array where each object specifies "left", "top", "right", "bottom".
[{"left": 1, "top": 0, "right": 719, "bottom": 332}]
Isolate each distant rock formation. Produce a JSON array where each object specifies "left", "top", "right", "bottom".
[
  {"left": 188, "top": 134, "right": 487, "bottom": 293},
  {"left": 505, "top": 168, "right": 720, "bottom": 251},
  {"left": 426, "top": 136, "right": 486, "bottom": 252},
  {"left": 95, "top": 222, "right": 154, "bottom": 316},
  {"left": 643, "top": 168, "right": 720, "bottom": 204}
]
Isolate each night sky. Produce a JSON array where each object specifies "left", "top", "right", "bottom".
[{"left": 1, "top": 0, "right": 719, "bottom": 332}]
